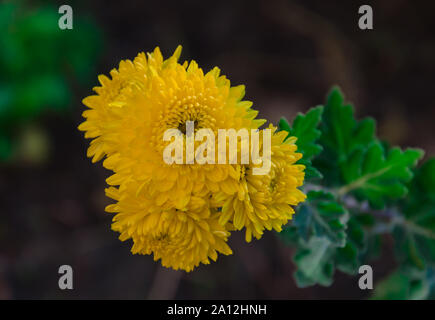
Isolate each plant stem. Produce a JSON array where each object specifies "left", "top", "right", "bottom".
[{"left": 337, "top": 166, "right": 391, "bottom": 196}]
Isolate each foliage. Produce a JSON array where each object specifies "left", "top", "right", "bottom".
[
  {"left": 279, "top": 87, "right": 435, "bottom": 299},
  {"left": 0, "top": 1, "right": 102, "bottom": 161}
]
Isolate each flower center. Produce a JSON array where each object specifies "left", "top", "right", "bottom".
[
  {"left": 152, "top": 93, "right": 219, "bottom": 156},
  {"left": 178, "top": 119, "right": 199, "bottom": 135}
]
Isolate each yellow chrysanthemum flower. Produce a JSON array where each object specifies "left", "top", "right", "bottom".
[
  {"left": 79, "top": 46, "right": 265, "bottom": 209},
  {"left": 213, "top": 126, "right": 306, "bottom": 242},
  {"left": 105, "top": 183, "right": 232, "bottom": 271},
  {"left": 78, "top": 46, "right": 307, "bottom": 271}
]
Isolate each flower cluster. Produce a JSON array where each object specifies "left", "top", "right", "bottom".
[{"left": 79, "top": 46, "right": 306, "bottom": 271}]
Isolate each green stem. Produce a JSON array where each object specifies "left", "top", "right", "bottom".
[
  {"left": 337, "top": 166, "right": 391, "bottom": 196},
  {"left": 402, "top": 219, "right": 435, "bottom": 240},
  {"left": 366, "top": 210, "right": 435, "bottom": 240}
]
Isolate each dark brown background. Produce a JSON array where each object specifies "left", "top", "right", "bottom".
[{"left": 1, "top": 0, "right": 434, "bottom": 299}]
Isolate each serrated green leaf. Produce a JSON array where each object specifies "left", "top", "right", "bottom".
[
  {"left": 291, "top": 217, "right": 370, "bottom": 287},
  {"left": 335, "top": 216, "right": 367, "bottom": 275},
  {"left": 313, "top": 87, "right": 423, "bottom": 207},
  {"left": 279, "top": 106, "right": 323, "bottom": 180},
  {"left": 293, "top": 237, "right": 334, "bottom": 287},
  {"left": 320, "top": 87, "right": 376, "bottom": 157},
  {"left": 313, "top": 87, "right": 376, "bottom": 186},
  {"left": 392, "top": 158, "right": 435, "bottom": 270},
  {"left": 335, "top": 242, "right": 359, "bottom": 274},
  {"left": 338, "top": 141, "right": 424, "bottom": 208},
  {"left": 286, "top": 106, "right": 323, "bottom": 158},
  {"left": 278, "top": 117, "right": 291, "bottom": 133},
  {"left": 286, "top": 190, "right": 349, "bottom": 247}
]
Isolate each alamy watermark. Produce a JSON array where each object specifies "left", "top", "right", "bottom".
[
  {"left": 358, "top": 5, "right": 373, "bottom": 30},
  {"left": 58, "top": 265, "right": 73, "bottom": 290},
  {"left": 163, "top": 121, "right": 272, "bottom": 175},
  {"left": 58, "top": 5, "right": 73, "bottom": 30},
  {"left": 358, "top": 265, "right": 373, "bottom": 290}
]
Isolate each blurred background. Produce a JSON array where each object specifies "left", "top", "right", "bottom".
[{"left": 0, "top": 0, "right": 434, "bottom": 299}]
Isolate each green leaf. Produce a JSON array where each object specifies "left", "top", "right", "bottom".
[
  {"left": 313, "top": 87, "right": 376, "bottom": 185},
  {"left": 312, "top": 87, "right": 423, "bottom": 208},
  {"left": 335, "top": 217, "right": 367, "bottom": 274},
  {"left": 393, "top": 158, "right": 435, "bottom": 270},
  {"left": 320, "top": 87, "right": 376, "bottom": 157},
  {"left": 279, "top": 106, "right": 324, "bottom": 180},
  {"left": 283, "top": 189, "right": 368, "bottom": 287},
  {"left": 278, "top": 117, "right": 291, "bottom": 134},
  {"left": 338, "top": 142, "right": 424, "bottom": 208},
  {"left": 292, "top": 219, "right": 371, "bottom": 288},
  {"left": 334, "top": 241, "right": 359, "bottom": 274},
  {"left": 415, "top": 158, "right": 435, "bottom": 200},
  {"left": 285, "top": 189, "right": 364, "bottom": 287},
  {"left": 393, "top": 227, "right": 427, "bottom": 270},
  {"left": 293, "top": 237, "right": 334, "bottom": 287},
  {"left": 368, "top": 158, "right": 435, "bottom": 300},
  {"left": 288, "top": 190, "right": 349, "bottom": 247},
  {"left": 372, "top": 268, "right": 433, "bottom": 300},
  {"left": 283, "top": 106, "right": 323, "bottom": 159}
]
